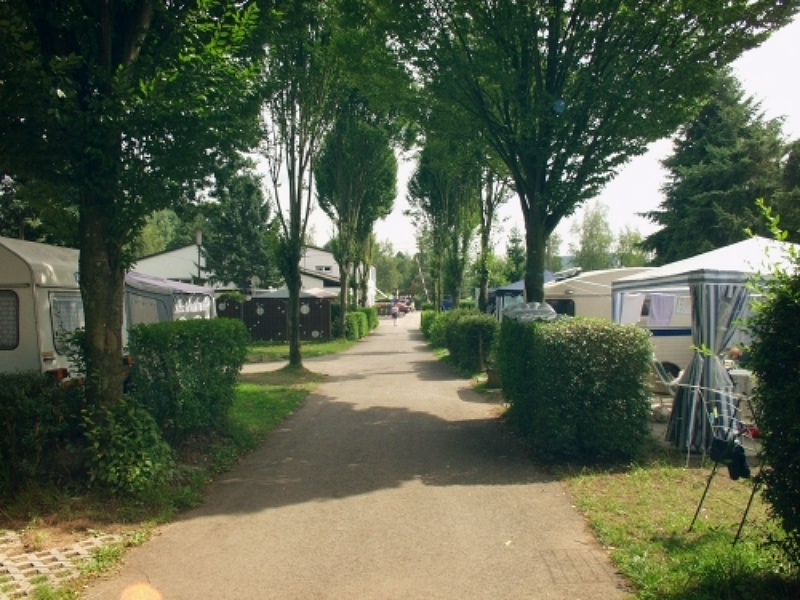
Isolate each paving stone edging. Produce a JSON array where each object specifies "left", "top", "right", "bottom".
[{"left": 0, "top": 530, "right": 122, "bottom": 599}]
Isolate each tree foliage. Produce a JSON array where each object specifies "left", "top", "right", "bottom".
[
  {"left": 0, "top": 0, "right": 265, "bottom": 407},
  {"left": 260, "top": 0, "right": 342, "bottom": 367},
  {"left": 642, "top": 71, "right": 795, "bottom": 264},
  {"left": 315, "top": 92, "right": 397, "bottom": 330},
  {"left": 407, "top": 126, "right": 480, "bottom": 309},
  {"left": 504, "top": 227, "right": 526, "bottom": 283},
  {"left": 615, "top": 226, "right": 651, "bottom": 268},
  {"left": 384, "top": 0, "right": 798, "bottom": 301},
  {"left": 202, "top": 168, "right": 280, "bottom": 290},
  {"left": 569, "top": 201, "right": 614, "bottom": 271}
]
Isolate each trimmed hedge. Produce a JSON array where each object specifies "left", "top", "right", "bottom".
[
  {"left": 127, "top": 318, "right": 249, "bottom": 444},
  {"left": 448, "top": 312, "right": 498, "bottom": 373},
  {"left": 354, "top": 306, "right": 378, "bottom": 331},
  {"left": 428, "top": 308, "right": 477, "bottom": 349},
  {"left": 420, "top": 309, "right": 437, "bottom": 339},
  {"left": 497, "top": 317, "right": 652, "bottom": 462},
  {"left": 345, "top": 311, "right": 368, "bottom": 340}
]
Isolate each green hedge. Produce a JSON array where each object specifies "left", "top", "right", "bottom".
[
  {"left": 354, "top": 306, "right": 378, "bottom": 331},
  {"left": 428, "top": 308, "right": 477, "bottom": 349},
  {"left": 448, "top": 312, "right": 499, "bottom": 373},
  {"left": 497, "top": 317, "right": 652, "bottom": 462},
  {"left": 420, "top": 310, "right": 437, "bottom": 339},
  {"left": 127, "top": 318, "right": 249, "bottom": 444},
  {"left": 345, "top": 311, "right": 368, "bottom": 340},
  {"left": 748, "top": 263, "right": 800, "bottom": 568},
  {"left": 0, "top": 373, "right": 85, "bottom": 494}
]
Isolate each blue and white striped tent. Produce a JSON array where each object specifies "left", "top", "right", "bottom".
[{"left": 610, "top": 237, "right": 797, "bottom": 452}]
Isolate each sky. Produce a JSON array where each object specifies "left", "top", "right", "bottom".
[{"left": 308, "top": 16, "right": 800, "bottom": 257}]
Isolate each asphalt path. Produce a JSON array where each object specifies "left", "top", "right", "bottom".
[{"left": 84, "top": 312, "right": 630, "bottom": 600}]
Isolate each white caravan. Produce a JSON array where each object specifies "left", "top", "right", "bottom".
[
  {"left": 544, "top": 267, "right": 652, "bottom": 319},
  {"left": 0, "top": 236, "right": 83, "bottom": 377},
  {"left": 0, "top": 236, "right": 215, "bottom": 377},
  {"left": 544, "top": 267, "right": 693, "bottom": 376}
]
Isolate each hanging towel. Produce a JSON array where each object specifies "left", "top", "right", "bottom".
[
  {"left": 649, "top": 293, "right": 675, "bottom": 326},
  {"left": 620, "top": 293, "right": 645, "bottom": 324}
]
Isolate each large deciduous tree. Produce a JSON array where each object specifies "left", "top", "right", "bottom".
[
  {"left": 315, "top": 95, "right": 397, "bottom": 334},
  {"left": 641, "top": 71, "right": 792, "bottom": 264},
  {"left": 0, "top": 1, "right": 264, "bottom": 407},
  {"left": 407, "top": 131, "right": 479, "bottom": 309},
  {"left": 260, "top": 0, "right": 341, "bottom": 368},
  {"left": 385, "top": 0, "right": 798, "bottom": 301}
]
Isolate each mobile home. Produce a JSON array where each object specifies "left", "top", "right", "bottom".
[
  {"left": 544, "top": 267, "right": 693, "bottom": 375},
  {"left": 0, "top": 236, "right": 215, "bottom": 377},
  {"left": 0, "top": 236, "right": 83, "bottom": 376},
  {"left": 543, "top": 267, "right": 652, "bottom": 319}
]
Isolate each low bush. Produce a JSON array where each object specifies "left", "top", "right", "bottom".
[
  {"left": 82, "top": 400, "right": 174, "bottom": 497},
  {"left": 446, "top": 313, "right": 499, "bottom": 373},
  {"left": 0, "top": 373, "right": 85, "bottom": 494},
  {"left": 458, "top": 299, "right": 476, "bottom": 310},
  {"left": 420, "top": 309, "right": 437, "bottom": 339},
  {"left": 497, "top": 317, "right": 652, "bottom": 462},
  {"left": 354, "top": 306, "right": 378, "bottom": 330},
  {"left": 127, "top": 318, "right": 249, "bottom": 444},
  {"left": 428, "top": 308, "right": 477, "bottom": 349},
  {"left": 345, "top": 311, "right": 368, "bottom": 340}
]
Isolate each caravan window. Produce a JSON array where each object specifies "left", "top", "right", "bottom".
[
  {"left": 546, "top": 299, "right": 575, "bottom": 317},
  {"left": 0, "top": 290, "right": 19, "bottom": 350},
  {"left": 50, "top": 293, "right": 85, "bottom": 355}
]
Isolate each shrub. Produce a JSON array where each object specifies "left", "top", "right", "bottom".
[
  {"left": 748, "top": 258, "right": 800, "bottom": 568},
  {"left": 345, "top": 311, "right": 367, "bottom": 340},
  {"left": 458, "top": 299, "right": 476, "bottom": 310},
  {"left": 354, "top": 306, "right": 378, "bottom": 330},
  {"left": 497, "top": 317, "right": 652, "bottom": 462},
  {"left": 420, "top": 310, "right": 437, "bottom": 339},
  {"left": 82, "top": 400, "right": 174, "bottom": 497},
  {"left": 428, "top": 308, "right": 477, "bottom": 349},
  {"left": 446, "top": 313, "right": 499, "bottom": 373},
  {"left": 0, "top": 373, "right": 86, "bottom": 494},
  {"left": 127, "top": 318, "right": 249, "bottom": 444}
]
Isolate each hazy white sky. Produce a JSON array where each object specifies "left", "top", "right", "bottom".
[{"left": 309, "top": 16, "right": 800, "bottom": 256}]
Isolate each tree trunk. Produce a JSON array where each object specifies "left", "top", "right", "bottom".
[
  {"left": 476, "top": 212, "right": 491, "bottom": 312},
  {"left": 522, "top": 206, "right": 548, "bottom": 304},
  {"left": 79, "top": 201, "right": 127, "bottom": 408},
  {"left": 286, "top": 258, "right": 303, "bottom": 367},
  {"left": 339, "top": 265, "right": 350, "bottom": 336}
]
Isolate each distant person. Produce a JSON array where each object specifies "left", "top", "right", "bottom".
[{"left": 391, "top": 303, "right": 399, "bottom": 325}]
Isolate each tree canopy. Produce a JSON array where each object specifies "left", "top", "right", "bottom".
[
  {"left": 641, "top": 71, "right": 796, "bottom": 264},
  {"left": 315, "top": 93, "right": 397, "bottom": 328},
  {"left": 384, "top": 0, "right": 798, "bottom": 301},
  {"left": 0, "top": 0, "right": 265, "bottom": 406}
]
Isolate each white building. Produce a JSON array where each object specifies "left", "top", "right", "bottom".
[{"left": 133, "top": 243, "right": 377, "bottom": 306}]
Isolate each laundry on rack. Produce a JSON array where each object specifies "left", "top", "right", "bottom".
[{"left": 648, "top": 293, "right": 675, "bottom": 327}]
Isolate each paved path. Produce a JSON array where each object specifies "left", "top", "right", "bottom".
[{"left": 84, "top": 313, "right": 630, "bottom": 599}]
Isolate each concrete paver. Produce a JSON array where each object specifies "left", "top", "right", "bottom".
[{"left": 83, "top": 312, "right": 631, "bottom": 599}]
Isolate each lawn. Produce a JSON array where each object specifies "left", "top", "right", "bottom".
[
  {"left": 561, "top": 440, "right": 799, "bottom": 599},
  {"left": 247, "top": 338, "right": 357, "bottom": 362}
]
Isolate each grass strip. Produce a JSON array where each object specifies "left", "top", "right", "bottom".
[
  {"left": 246, "top": 338, "right": 358, "bottom": 362},
  {"left": 562, "top": 446, "right": 799, "bottom": 599}
]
